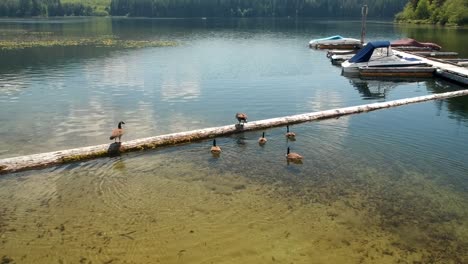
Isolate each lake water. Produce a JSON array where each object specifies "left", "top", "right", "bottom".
[{"left": 0, "top": 17, "right": 467, "bottom": 263}]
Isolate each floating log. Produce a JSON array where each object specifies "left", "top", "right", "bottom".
[
  {"left": 1, "top": 89, "right": 468, "bottom": 174},
  {"left": 359, "top": 66, "right": 435, "bottom": 78}
]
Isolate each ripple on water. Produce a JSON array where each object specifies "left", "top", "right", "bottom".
[{"left": 0, "top": 140, "right": 466, "bottom": 263}]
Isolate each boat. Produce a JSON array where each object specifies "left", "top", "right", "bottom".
[
  {"left": 309, "top": 35, "right": 361, "bottom": 49},
  {"left": 391, "top": 38, "right": 441, "bottom": 51},
  {"left": 358, "top": 66, "right": 435, "bottom": 78},
  {"left": 341, "top": 41, "right": 428, "bottom": 74},
  {"left": 327, "top": 49, "right": 359, "bottom": 65}
]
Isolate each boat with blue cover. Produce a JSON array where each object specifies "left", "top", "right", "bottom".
[
  {"left": 341, "top": 41, "right": 428, "bottom": 73},
  {"left": 309, "top": 35, "right": 361, "bottom": 49}
]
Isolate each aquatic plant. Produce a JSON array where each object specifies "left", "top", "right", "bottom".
[{"left": 0, "top": 36, "right": 177, "bottom": 50}]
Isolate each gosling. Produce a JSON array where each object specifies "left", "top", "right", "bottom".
[
  {"left": 258, "top": 132, "right": 267, "bottom": 145},
  {"left": 285, "top": 125, "right": 296, "bottom": 139},
  {"left": 109, "top": 121, "right": 125, "bottom": 142},
  {"left": 235, "top": 112, "right": 248, "bottom": 124},
  {"left": 211, "top": 139, "right": 221, "bottom": 154},
  {"left": 286, "top": 147, "right": 302, "bottom": 161}
]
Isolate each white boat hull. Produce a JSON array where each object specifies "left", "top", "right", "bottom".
[
  {"left": 309, "top": 38, "right": 361, "bottom": 48},
  {"left": 342, "top": 55, "right": 428, "bottom": 73}
]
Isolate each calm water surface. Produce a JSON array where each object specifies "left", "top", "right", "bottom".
[{"left": 0, "top": 18, "right": 467, "bottom": 263}]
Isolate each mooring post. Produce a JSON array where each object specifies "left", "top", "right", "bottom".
[{"left": 361, "top": 4, "right": 368, "bottom": 45}]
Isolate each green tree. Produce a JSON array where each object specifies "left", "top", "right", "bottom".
[
  {"left": 396, "top": 0, "right": 468, "bottom": 25},
  {"left": 414, "top": 0, "right": 430, "bottom": 19},
  {"left": 18, "top": 0, "right": 32, "bottom": 16}
]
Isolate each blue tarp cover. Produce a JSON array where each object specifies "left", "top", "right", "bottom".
[
  {"left": 312, "top": 35, "right": 343, "bottom": 41},
  {"left": 349, "top": 41, "right": 390, "bottom": 63}
]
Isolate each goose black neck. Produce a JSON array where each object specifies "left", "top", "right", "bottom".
[
  {"left": 213, "top": 139, "right": 217, "bottom": 146},
  {"left": 287, "top": 147, "right": 290, "bottom": 154},
  {"left": 262, "top": 132, "right": 265, "bottom": 138},
  {"left": 118, "top": 122, "right": 122, "bottom": 129},
  {"left": 287, "top": 125, "right": 289, "bottom": 132}
]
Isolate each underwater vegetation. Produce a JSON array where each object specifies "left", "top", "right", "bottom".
[{"left": 0, "top": 33, "right": 177, "bottom": 50}]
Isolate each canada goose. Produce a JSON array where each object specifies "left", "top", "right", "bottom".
[
  {"left": 211, "top": 139, "right": 221, "bottom": 154},
  {"left": 235, "top": 113, "right": 248, "bottom": 124},
  {"left": 258, "top": 132, "right": 267, "bottom": 144},
  {"left": 285, "top": 125, "right": 296, "bottom": 139},
  {"left": 286, "top": 147, "right": 302, "bottom": 161},
  {"left": 109, "top": 121, "right": 125, "bottom": 142}
]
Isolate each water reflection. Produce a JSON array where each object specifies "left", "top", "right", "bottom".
[
  {"left": 426, "top": 80, "right": 468, "bottom": 123},
  {"left": 161, "top": 80, "right": 201, "bottom": 102},
  {"left": 345, "top": 75, "right": 455, "bottom": 102},
  {"left": 86, "top": 54, "right": 146, "bottom": 89},
  {"left": 0, "top": 80, "right": 27, "bottom": 100},
  {"left": 344, "top": 74, "right": 468, "bottom": 125},
  {"left": 345, "top": 77, "right": 400, "bottom": 100}
]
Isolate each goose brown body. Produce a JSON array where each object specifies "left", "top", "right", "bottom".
[
  {"left": 286, "top": 147, "right": 302, "bottom": 160},
  {"left": 285, "top": 125, "right": 296, "bottom": 139},
  {"left": 235, "top": 113, "right": 248, "bottom": 124},
  {"left": 211, "top": 139, "right": 221, "bottom": 153},
  {"left": 110, "top": 121, "right": 125, "bottom": 142},
  {"left": 258, "top": 132, "right": 267, "bottom": 144}
]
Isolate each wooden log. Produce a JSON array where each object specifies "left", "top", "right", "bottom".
[{"left": 1, "top": 89, "right": 468, "bottom": 174}]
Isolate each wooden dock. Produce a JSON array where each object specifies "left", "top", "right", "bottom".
[
  {"left": 393, "top": 50, "right": 468, "bottom": 85},
  {"left": 411, "top": 51, "right": 459, "bottom": 58}
]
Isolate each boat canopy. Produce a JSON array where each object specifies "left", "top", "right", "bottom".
[
  {"left": 324, "top": 35, "right": 343, "bottom": 40},
  {"left": 312, "top": 35, "right": 344, "bottom": 41},
  {"left": 349, "top": 41, "right": 391, "bottom": 63}
]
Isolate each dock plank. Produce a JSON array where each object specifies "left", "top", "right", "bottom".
[{"left": 393, "top": 50, "right": 468, "bottom": 84}]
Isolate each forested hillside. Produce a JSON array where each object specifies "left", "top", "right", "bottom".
[
  {"left": 0, "top": 0, "right": 110, "bottom": 17},
  {"left": 1, "top": 0, "right": 408, "bottom": 18},
  {"left": 109, "top": 0, "right": 407, "bottom": 18},
  {"left": 395, "top": 0, "right": 468, "bottom": 25}
]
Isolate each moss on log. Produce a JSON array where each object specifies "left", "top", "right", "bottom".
[{"left": 1, "top": 89, "right": 468, "bottom": 174}]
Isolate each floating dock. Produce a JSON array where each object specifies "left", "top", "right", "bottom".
[
  {"left": 411, "top": 51, "right": 459, "bottom": 58},
  {"left": 393, "top": 50, "right": 468, "bottom": 85},
  {"left": 390, "top": 46, "right": 434, "bottom": 52},
  {"left": 436, "top": 69, "right": 468, "bottom": 85}
]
